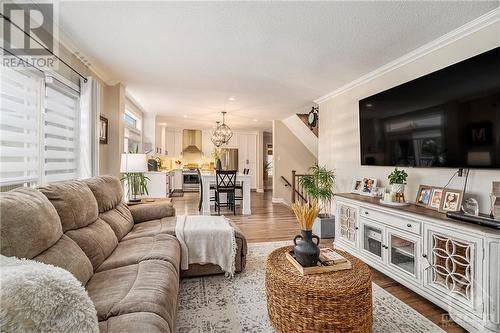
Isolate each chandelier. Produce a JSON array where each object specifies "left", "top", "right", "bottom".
[
  {"left": 211, "top": 121, "right": 224, "bottom": 147},
  {"left": 211, "top": 111, "right": 233, "bottom": 146}
]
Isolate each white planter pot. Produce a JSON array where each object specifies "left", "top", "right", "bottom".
[{"left": 391, "top": 183, "right": 405, "bottom": 194}]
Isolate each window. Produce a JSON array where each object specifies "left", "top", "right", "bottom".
[
  {"left": 0, "top": 68, "right": 42, "bottom": 187},
  {"left": 0, "top": 67, "right": 81, "bottom": 188},
  {"left": 123, "top": 108, "right": 142, "bottom": 153},
  {"left": 44, "top": 80, "right": 80, "bottom": 182}
]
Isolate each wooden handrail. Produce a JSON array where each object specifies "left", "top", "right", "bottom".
[
  {"left": 291, "top": 170, "right": 312, "bottom": 204},
  {"left": 280, "top": 176, "right": 307, "bottom": 203}
]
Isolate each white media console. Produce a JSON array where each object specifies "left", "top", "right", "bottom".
[{"left": 334, "top": 193, "right": 500, "bottom": 333}]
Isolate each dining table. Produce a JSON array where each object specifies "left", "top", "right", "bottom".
[{"left": 199, "top": 171, "right": 252, "bottom": 215}]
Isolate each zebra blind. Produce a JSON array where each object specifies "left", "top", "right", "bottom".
[
  {"left": 44, "top": 82, "right": 80, "bottom": 183},
  {"left": 0, "top": 68, "right": 41, "bottom": 186}
]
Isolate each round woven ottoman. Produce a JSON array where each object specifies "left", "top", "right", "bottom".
[{"left": 265, "top": 246, "right": 372, "bottom": 333}]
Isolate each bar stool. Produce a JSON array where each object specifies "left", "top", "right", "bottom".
[{"left": 214, "top": 170, "right": 237, "bottom": 215}]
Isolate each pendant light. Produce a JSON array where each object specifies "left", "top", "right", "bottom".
[
  {"left": 211, "top": 121, "right": 223, "bottom": 147},
  {"left": 218, "top": 111, "right": 233, "bottom": 144}
]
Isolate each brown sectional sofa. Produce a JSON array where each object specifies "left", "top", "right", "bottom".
[{"left": 0, "top": 175, "right": 247, "bottom": 333}]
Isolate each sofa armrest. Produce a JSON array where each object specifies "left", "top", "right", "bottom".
[{"left": 129, "top": 201, "right": 176, "bottom": 224}]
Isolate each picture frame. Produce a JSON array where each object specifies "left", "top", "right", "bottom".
[
  {"left": 428, "top": 187, "right": 444, "bottom": 210},
  {"left": 350, "top": 177, "right": 363, "bottom": 194},
  {"left": 360, "top": 177, "right": 378, "bottom": 196},
  {"left": 415, "top": 185, "right": 432, "bottom": 207},
  {"left": 439, "top": 189, "right": 464, "bottom": 213},
  {"left": 99, "top": 115, "right": 108, "bottom": 144}
]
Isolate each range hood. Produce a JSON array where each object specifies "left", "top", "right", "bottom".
[{"left": 182, "top": 129, "right": 202, "bottom": 154}]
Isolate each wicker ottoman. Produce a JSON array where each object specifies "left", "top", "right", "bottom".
[{"left": 265, "top": 246, "right": 372, "bottom": 333}]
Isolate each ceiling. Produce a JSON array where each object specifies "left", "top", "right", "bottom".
[{"left": 58, "top": 1, "right": 498, "bottom": 130}]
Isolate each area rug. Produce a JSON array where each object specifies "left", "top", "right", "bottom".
[{"left": 176, "top": 241, "right": 444, "bottom": 333}]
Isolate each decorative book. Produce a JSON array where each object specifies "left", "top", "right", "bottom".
[{"left": 286, "top": 251, "right": 352, "bottom": 276}]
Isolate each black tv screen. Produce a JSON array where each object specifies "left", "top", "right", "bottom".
[{"left": 359, "top": 47, "right": 500, "bottom": 169}]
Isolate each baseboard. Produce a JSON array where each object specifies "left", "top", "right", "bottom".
[{"left": 272, "top": 197, "right": 289, "bottom": 205}]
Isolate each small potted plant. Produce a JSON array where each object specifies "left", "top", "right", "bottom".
[
  {"left": 211, "top": 148, "right": 224, "bottom": 170},
  {"left": 388, "top": 167, "right": 408, "bottom": 202},
  {"left": 299, "top": 164, "right": 335, "bottom": 239}
]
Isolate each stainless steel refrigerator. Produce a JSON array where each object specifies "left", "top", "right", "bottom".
[{"left": 221, "top": 148, "right": 238, "bottom": 171}]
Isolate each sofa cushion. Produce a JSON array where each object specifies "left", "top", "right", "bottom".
[
  {"left": 96, "top": 234, "right": 180, "bottom": 273},
  {"left": 39, "top": 181, "right": 119, "bottom": 269},
  {"left": 0, "top": 188, "right": 62, "bottom": 259},
  {"left": 38, "top": 180, "right": 98, "bottom": 232},
  {"left": 65, "top": 218, "right": 118, "bottom": 270},
  {"left": 99, "top": 202, "right": 134, "bottom": 240},
  {"left": 98, "top": 312, "right": 172, "bottom": 333},
  {"left": 86, "top": 260, "right": 179, "bottom": 329},
  {"left": 34, "top": 235, "right": 94, "bottom": 285},
  {"left": 121, "top": 216, "right": 176, "bottom": 241},
  {"left": 84, "top": 176, "right": 123, "bottom": 213}
]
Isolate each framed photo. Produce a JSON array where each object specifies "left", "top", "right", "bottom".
[
  {"left": 351, "top": 178, "right": 363, "bottom": 194},
  {"left": 416, "top": 185, "right": 432, "bottom": 207},
  {"left": 439, "top": 189, "right": 464, "bottom": 213},
  {"left": 99, "top": 115, "right": 108, "bottom": 144},
  {"left": 360, "top": 177, "right": 378, "bottom": 196},
  {"left": 428, "top": 187, "right": 444, "bottom": 210}
]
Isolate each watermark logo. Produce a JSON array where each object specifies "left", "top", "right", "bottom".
[{"left": 2, "top": 1, "right": 58, "bottom": 70}]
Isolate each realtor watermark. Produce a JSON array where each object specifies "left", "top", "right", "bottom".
[{"left": 1, "top": 1, "right": 58, "bottom": 70}]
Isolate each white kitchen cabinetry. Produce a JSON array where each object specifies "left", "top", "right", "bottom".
[
  {"left": 144, "top": 172, "right": 169, "bottom": 198},
  {"left": 335, "top": 194, "right": 500, "bottom": 333},
  {"left": 165, "top": 128, "right": 182, "bottom": 157},
  {"left": 171, "top": 170, "right": 183, "bottom": 190},
  {"left": 238, "top": 133, "right": 257, "bottom": 188},
  {"left": 202, "top": 130, "right": 214, "bottom": 158}
]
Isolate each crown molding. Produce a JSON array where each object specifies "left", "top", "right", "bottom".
[{"left": 314, "top": 8, "right": 500, "bottom": 104}]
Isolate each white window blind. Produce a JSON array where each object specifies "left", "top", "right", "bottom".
[
  {"left": 44, "top": 82, "right": 80, "bottom": 183},
  {"left": 0, "top": 68, "right": 42, "bottom": 186}
]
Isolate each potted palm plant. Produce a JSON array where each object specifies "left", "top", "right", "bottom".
[{"left": 298, "top": 164, "right": 335, "bottom": 239}]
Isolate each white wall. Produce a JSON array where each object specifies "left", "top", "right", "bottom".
[{"left": 318, "top": 21, "right": 500, "bottom": 214}]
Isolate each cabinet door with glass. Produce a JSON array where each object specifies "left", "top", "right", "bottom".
[
  {"left": 336, "top": 203, "right": 358, "bottom": 247},
  {"left": 387, "top": 228, "right": 420, "bottom": 281},
  {"left": 359, "top": 218, "right": 385, "bottom": 262}
]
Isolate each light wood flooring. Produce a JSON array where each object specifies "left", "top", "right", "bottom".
[{"left": 171, "top": 191, "right": 468, "bottom": 333}]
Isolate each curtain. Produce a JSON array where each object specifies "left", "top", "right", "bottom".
[{"left": 79, "top": 77, "right": 101, "bottom": 178}]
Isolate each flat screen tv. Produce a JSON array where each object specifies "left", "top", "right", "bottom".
[{"left": 359, "top": 47, "right": 500, "bottom": 169}]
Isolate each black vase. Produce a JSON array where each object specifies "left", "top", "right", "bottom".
[
  {"left": 293, "top": 230, "right": 320, "bottom": 267},
  {"left": 216, "top": 159, "right": 222, "bottom": 170}
]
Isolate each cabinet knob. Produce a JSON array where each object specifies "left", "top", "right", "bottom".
[
  {"left": 407, "top": 223, "right": 412, "bottom": 227},
  {"left": 355, "top": 227, "right": 359, "bottom": 230},
  {"left": 422, "top": 254, "right": 427, "bottom": 258},
  {"left": 364, "top": 211, "right": 369, "bottom": 215}
]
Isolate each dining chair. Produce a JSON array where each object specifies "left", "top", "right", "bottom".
[{"left": 214, "top": 170, "right": 237, "bottom": 215}]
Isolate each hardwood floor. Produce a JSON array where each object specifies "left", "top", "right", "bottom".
[{"left": 171, "top": 191, "right": 468, "bottom": 332}]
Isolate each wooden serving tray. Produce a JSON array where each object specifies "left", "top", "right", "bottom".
[{"left": 285, "top": 251, "right": 352, "bottom": 276}]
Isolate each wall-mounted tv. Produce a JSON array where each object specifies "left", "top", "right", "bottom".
[{"left": 359, "top": 47, "right": 500, "bottom": 169}]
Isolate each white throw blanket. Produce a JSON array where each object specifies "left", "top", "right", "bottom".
[{"left": 175, "top": 215, "right": 237, "bottom": 277}]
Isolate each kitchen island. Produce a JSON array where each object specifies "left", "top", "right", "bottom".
[{"left": 200, "top": 172, "right": 252, "bottom": 215}]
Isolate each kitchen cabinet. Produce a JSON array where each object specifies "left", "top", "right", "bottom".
[
  {"left": 165, "top": 128, "right": 182, "bottom": 157},
  {"left": 334, "top": 194, "right": 500, "bottom": 333},
  {"left": 171, "top": 170, "right": 183, "bottom": 190},
  {"left": 202, "top": 130, "right": 214, "bottom": 158},
  {"left": 238, "top": 133, "right": 257, "bottom": 188},
  {"left": 144, "top": 172, "right": 169, "bottom": 198}
]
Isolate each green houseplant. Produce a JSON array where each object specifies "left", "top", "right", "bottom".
[
  {"left": 388, "top": 167, "right": 408, "bottom": 195},
  {"left": 298, "top": 164, "right": 335, "bottom": 238},
  {"left": 211, "top": 148, "right": 225, "bottom": 170},
  {"left": 120, "top": 173, "right": 149, "bottom": 202}
]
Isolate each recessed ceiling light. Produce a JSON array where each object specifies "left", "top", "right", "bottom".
[
  {"left": 253, "top": 119, "right": 258, "bottom": 122},
  {"left": 228, "top": 97, "right": 235, "bottom": 101},
  {"left": 183, "top": 115, "right": 188, "bottom": 118}
]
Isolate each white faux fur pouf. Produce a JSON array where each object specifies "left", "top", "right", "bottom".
[{"left": 0, "top": 255, "right": 98, "bottom": 333}]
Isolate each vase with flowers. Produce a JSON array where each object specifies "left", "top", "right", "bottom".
[{"left": 291, "top": 201, "right": 321, "bottom": 267}]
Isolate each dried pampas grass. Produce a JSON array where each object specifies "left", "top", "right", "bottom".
[{"left": 291, "top": 201, "right": 320, "bottom": 230}]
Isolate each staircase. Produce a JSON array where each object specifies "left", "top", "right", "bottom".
[{"left": 282, "top": 113, "right": 318, "bottom": 158}]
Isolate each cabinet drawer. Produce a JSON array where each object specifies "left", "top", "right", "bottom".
[{"left": 360, "top": 207, "right": 421, "bottom": 235}]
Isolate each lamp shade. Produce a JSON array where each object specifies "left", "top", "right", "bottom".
[{"left": 120, "top": 153, "right": 148, "bottom": 173}]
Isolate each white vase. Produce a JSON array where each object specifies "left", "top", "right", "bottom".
[{"left": 391, "top": 183, "right": 405, "bottom": 194}]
